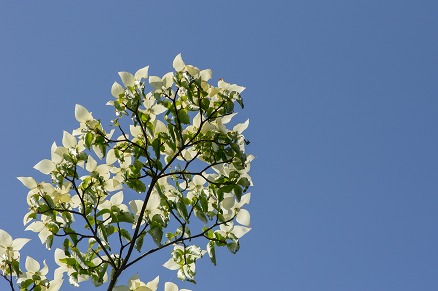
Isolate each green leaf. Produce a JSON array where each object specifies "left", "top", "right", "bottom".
[
  {"left": 207, "top": 241, "right": 217, "bottom": 266},
  {"left": 234, "top": 185, "right": 243, "bottom": 202},
  {"left": 167, "top": 123, "right": 177, "bottom": 146},
  {"left": 236, "top": 93, "right": 244, "bottom": 109},
  {"left": 194, "top": 207, "right": 208, "bottom": 223},
  {"left": 178, "top": 110, "right": 190, "bottom": 124},
  {"left": 43, "top": 194, "right": 56, "bottom": 208},
  {"left": 152, "top": 138, "right": 161, "bottom": 158},
  {"left": 85, "top": 132, "right": 94, "bottom": 149},
  {"left": 64, "top": 227, "right": 78, "bottom": 244},
  {"left": 59, "top": 257, "right": 77, "bottom": 267},
  {"left": 135, "top": 232, "right": 146, "bottom": 252},
  {"left": 45, "top": 235, "right": 54, "bottom": 250},
  {"left": 63, "top": 239, "right": 71, "bottom": 256},
  {"left": 126, "top": 179, "right": 146, "bottom": 193},
  {"left": 19, "top": 278, "right": 33, "bottom": 289},
  {"left": 220, "top": 184, "right": 234, "bottom": 195},
  {"left": 116, "top": 212, "right": 135, "bottom": 224},
  {"left": 97, "top": 224, "right": 109, "bottom": 244},
  {"left": 61, "top": 211, "right": 73, "bottom": 224},
  {"left": 148, "top": 222, "right": 163, "bottom": 246},
  {"left": 12, "top": 260, "right": 20, "bottom": 276},
  {"left": 176, "top": 200, "right": 189, "bottom": 222},
  {"left": 71, "top": 247, "right": 88, "bottom": 269},
  {"left": 91, "top": 262, "right": 108, "bottom": 287},
  {"left": 200, "top": 194, "right": 209, "bottom": 212},
  {"left": 70, "top": 272, "right": 79, "bottom": 287},
  {"left": 226, "top": 101, "right": 234, "bottom": 113},
  {"left": 96, "top": 208, "right": 111, "bottom": 218},
  {"left": 152, "top": 213, "right": 166, "bottom": 227},
  {"left": 201, "top": 98, "right": 210, "bottom": 111},
  {"left": 214, "top": 232, "right": 227, "bottom": 246},
  {"left": 119, "top": 229, "right": 132, "bottom": 242},
  {"left": 227, "top": 241, "right": 240, "bottom": 254},
  {"left": 238, "top": 177, "right": 251, "bottom": 192}
]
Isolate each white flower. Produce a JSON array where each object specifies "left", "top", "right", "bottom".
[
  {"left": 221, "top": 193, "right": 251, "bottom": 226},
  {"left": 98, "top": 191, "right": 129, "bottom": 224},
  {"left": 149, "top": 72, "right": 174, "bottom": 91},
  {"left": 181, "top": 175, "right": 206, "bottom": 201},
  {"left": 0, "top": 229, "right": 30, "bottom": 260},
  {"left": 111, "top": 66, "right": 149, "bottom": 98},
  {"left": 129, "top": 190, "right": 162, "bottom": 226},
  {"left": 218, "top": 79, "right": 246, "bottom": 94},
  {"left": 163, "top": 245, "right": 205, "bottom": 281},
  {"left": 172, "top": 54, "right": 200, "bottom": 77},
  {"left": 139, "top": 95, "right": 167, "bottom": 122},
  {"left": 54, "top": 248, "right": 88, "bottom": 287},
  {"left": 164, "top": 281, "right": 191, "bottom": 291},
  {"left": 114, "top": 274, "right": 159, "bottom": 291},
  {"left": 17, "top": 256, "right": 48, "bottom": 283}
]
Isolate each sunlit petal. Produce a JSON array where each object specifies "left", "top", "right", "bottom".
[
  {"left": 17, "top": 177, "right": 38, "bottom": 189},
  {"left": 75, "top": 104, "right": 92, "bottom": 123},
  {"left": 135, "top": 66, "right": 149, "bottom": 80},
  {"left": 111, "top": 82, "right": 125, "bottom": 97},
  {"left": 119, "top": 72, "right": 135, "bottom": 87},
  {"left": 173, "top": 53, "right": 185, "bottom": 72},
  {"left": 34, "top": 159, "right": 55, "bottom": 175}
]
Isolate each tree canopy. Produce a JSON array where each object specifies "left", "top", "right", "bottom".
[{"left": 1, "top": 54, "right": 253, "bottom": 291}]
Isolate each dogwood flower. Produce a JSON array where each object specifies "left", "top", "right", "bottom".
[
  {"left": 129, "top": 190, "right": 162, "bottom": 225},
  {"left": 164, "top": 281, "right": 191, "bottom": 291},
  {"left": 221, "top": 193, "right": 251, "bottom": 226},
  {"left": 139, "top": 95, "right": 167, "bottom": 122},
  {"left": 180, "top": 175, "right": 207, "bottom": 201},
  {"left": 115, "top": 66, "right": 149, "bottom": 91},
  {"left": 114, "top": 274, "right": 159, "bottom": 291},
  {"left": 163, "top": 245, "right": 205, "bottom": 281},
  {"left": 218, "top": 79, "right": 246, "bottom": 94},
  {"left": 17, "top": 256, "right": 48, "bottom": 284},
  {"left": 54, "top": 248, "right": 89, "bottom": 287},
  {"left": 98, "top": 191, "right": 129, "bottom": 224},
  {"left": 0, "top": 229, "right": 30, "bottom": 260},
  {"left": 172, "top": 54, "right": 201, "bottom": 77}
]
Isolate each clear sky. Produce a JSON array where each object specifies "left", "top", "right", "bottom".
[{"left": 1, "top": 1, "right": 438, "bottom": 290}]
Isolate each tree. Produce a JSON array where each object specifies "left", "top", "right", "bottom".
[{"left": 0, "top": 54, "right": 253, "bottom": 290}]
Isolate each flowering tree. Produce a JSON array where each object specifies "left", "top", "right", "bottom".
[{"left": 0, "top": 54, "right": 253, "bottom": 290}]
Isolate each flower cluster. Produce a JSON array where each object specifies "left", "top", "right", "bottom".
[{"left": 0, "top": 229, "right": 62, "bottom": 290}]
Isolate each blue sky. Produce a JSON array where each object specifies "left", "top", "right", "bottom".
[{"left": 1, "top": 1, "right": 438, "bottom": 290}]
